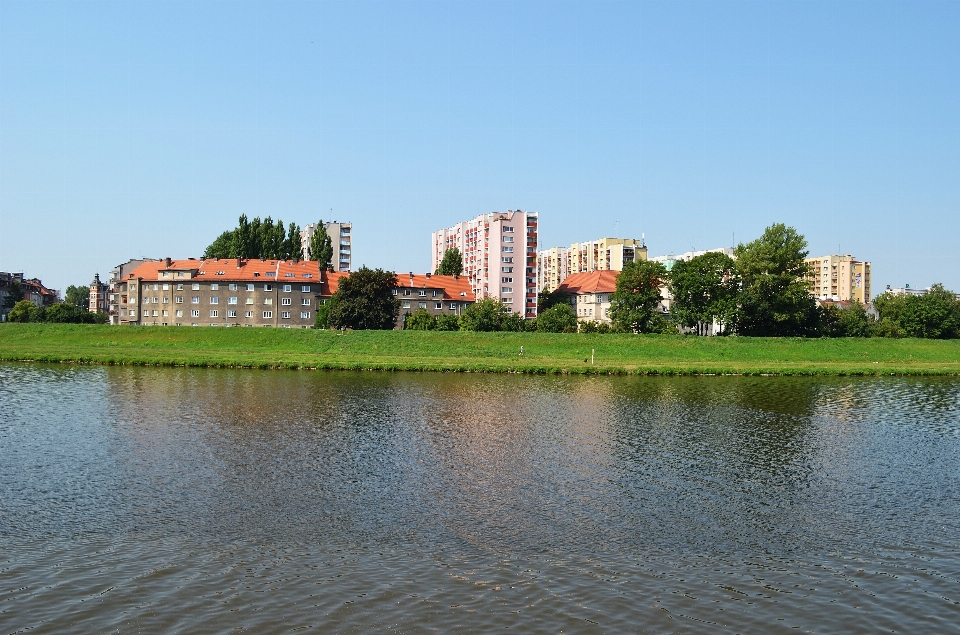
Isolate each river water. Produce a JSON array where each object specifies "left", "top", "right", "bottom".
[{"left": 1, "top": 363, "right": 959, "bottom": 634}]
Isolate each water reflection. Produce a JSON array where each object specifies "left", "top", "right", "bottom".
[{"left": 2, "top": 364, "right": 960, "bottom": 634}]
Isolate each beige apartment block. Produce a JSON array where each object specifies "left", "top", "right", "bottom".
[
  {"left": 805, "top": 254, "right": 872, "bottom": 303},
  {"left": 300, "top": 221, "right": 352, "bottom": 272},
  {"left": 537, "top": 237, "right": 647, "bottom": 292},
  {"left": 431, "top": 210, "right": 538, "bottom": 318}
]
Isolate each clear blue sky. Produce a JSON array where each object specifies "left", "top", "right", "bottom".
[{"left": 2, "top": 0, "right": 958, "bottom": 294}]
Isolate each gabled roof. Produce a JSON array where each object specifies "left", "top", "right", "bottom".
[
  {"left": 126, "top": 258, "right": 324, "bottom": 283},
  {"left": 556, "top": 270, "right": 619, "bottom": 295},
  {"left": 396, "top": 273, "right": 475, "bottom": 301}
]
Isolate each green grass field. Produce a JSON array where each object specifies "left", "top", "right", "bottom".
[{"left": 1, "top": 323, "right": 959, "bottom": 375}]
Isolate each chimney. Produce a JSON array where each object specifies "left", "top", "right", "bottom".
[
  {"left": 425, "top": 272, "right": 431, "bottom": 278},
  {"left": 453, "top": 274, "right": 459, "bottom": 280},
  {"left": 165, "top": 257, "right": 171, "bottom": 267},
  {"left": 237, "top": 258, "right": 242, "bottom": 269},
  {"left": 409, "top": 272, "right": 414, "bottom": 287}
]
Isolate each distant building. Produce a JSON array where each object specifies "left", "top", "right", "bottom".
[
  {"left": 0, "top": 272, "right": 58, "bottom": 320},
  {"left": 115, "top": 258, "right": 333, "bottom": 328},
  {"left": 88, "top": 273, "right": 109, "bottom": 314},
  {"left": 805, "top": 254, "right": 872, "bottom": 303},
  {"left": 555, "top": 270, "right": 620, "bottom": 324},
  {"left": 648, "top": 247, "right": 735, "bottom": 272},
  {"left": 301, "top": 221, "right": 352, "bottom": 272},
  {"left": 432, "top": 210, "right": 538, "bottom": 318},
  {"left": 537, "top": 237, "right": 647, "bottom": 292},
  {"left": 882, "top": 285, "right": 960, "bottom": 301},
  {"left": 394, "top": 273, "right": 475, "bottom": 329}
]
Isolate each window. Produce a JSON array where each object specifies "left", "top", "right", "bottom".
[
  {"left": 449, "top": 303, "right": 457, "bottom": 309},
  {"left": 502, "top": 267, "right": 513, "bottom": 273},
  {"left": 264, "top": 298, "right": 273, "bottom": 305},
  {"left": 283, "top": 284, "right": 292, "bottom": 292},
  {"left": 192, "top": 283, "right": 200, "bottom": 290},
  {"left": 228, "top": 297, "right": 237, "bottom": 304},
  {"left": 210, "top": 297, "right": 219, "bottom": 304},
  {"left": 502, "top": 297, "right": 513, "bottom": 304},
  {"left": 281, "top": 298, "right": 291, "bottom": 305},
  {"left": 210, "top": 283, "right": 219, "bottom": 291},
  {"left": 301, "top": 285, "right": 311, "bottom": 292},
  {"left": 264, "top": 284, "right": 272, "bottom": 291},
  {"left": 143, "top": 297, "right": 149, "bottom": 305},
  {"left": 191, "top": 310, "right": 200, "bottom": 317},
  {"left": 502, "top": 236, "right": 514, "bottom": 243},
  {"left": 502, "top": 287, "right": 512, "bottom": 293},
  {"left": 228, "top": 310, "right": 237, "bottom": 318},
  {"left": 176, "top": 284, "right": 183, "bottom": 290},
  {"left": 229, "top": 284, "right": 237, "bottom": 291},
  {"left": 175, "top": 310, "right": 183, "bottom": 317},
  {"left": 152, "top": 310, "right": 158, "bottom": 317},
  {"left": 246, "top": 283, "right": 255, "bottom": 291},
  {"left": 152, "top": 297, "right": 159, "bottom": 303},
  {"left": 392, "top": 289, "right": 398, "bottom": 295},
  {"left": 433, "top": 290, "right": 441, "bottom": 297},
  {"left": 245, "top": 298, "right": 254, "bottom": 305},
  {"left": 503, "top": 226, "right": 514, "bottom": 232},
  {"left": 281, "top": 311, "right": 290, "bottom": 319},
  {"left": 302, "top": 274, "right": 313, "bottom": 278},
  {"left": 502, "top": 277, "right": 513, "bottom": 283},
  {"left": 301, "top": 312, "right": 310, "bottom": 319},
  {"left": 152, "top": 284, "right": 159, "bottom": 291},
  {"left": 162, "top": 283, "right": 169, "bottom": 290},
  {"left": 284, "top": 273, "right": 295, "bottom": 278},
  {"left": 403, "top": 289, "right": 411, "bottom": 296},
  {"left": 263, "top": 311, "right": 273, "bottom": 318},
  {"left": 301, "top": 298, "right": 311, "bottom": 306},
  {"left": 502, "top": 246, "right": 513, "bottom": 252},
  {"left": 435, "top": 302, "right": 442, "bottom": 309},
  {"left": 502, "top": 257, "right": 513, "bottom": 263},
  {"left": 210, "top": 310, "right": 218, "bottom": 317},
  {"left": 402, "top": 301, "right": 411, "bottom": 309},
  {"left": 418, "top": 290, "right": 426, "bottom": 296},
  {"left": 161, "top": 272, "right": 170, "bottom": 278},
  {"left": 265, "top": 272, "right": 276, "bottom": 277},
  {"left": 418, "top": 302, "right": 427, "bottom": 309},
  {"left": 129, "top": 310, "right": 136, "bottom": 317},
  {"left": 160, "top": 296, "right": 168, "bottom": 303}
]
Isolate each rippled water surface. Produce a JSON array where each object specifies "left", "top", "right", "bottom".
[{"left": 2, "top": 363, "right": 959, "bottom": 634}]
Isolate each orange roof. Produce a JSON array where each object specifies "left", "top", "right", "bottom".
[
  {"left": 396, "top": 273, "right": 475, "bottom": 301},
  {"left": 556, "top": 270, "right": 619, "bottom": 295},
  {"left": 126, "top": 258, "right": 324, "bottom": 284}
]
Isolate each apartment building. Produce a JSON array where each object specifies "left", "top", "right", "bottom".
[
  {"left": 107, "top": 259, "right": 158, "bottom": 324},
  {"left": 394, "top": 272, "right": 475, "bottom": 329},
  {"left": 116, "top": 258, "right": 331, "bottom": 327},
  {"left": 0, "top": 272, "right": 58, "bottom": 320},
  {"left": 648, "top": 247, "right": 735, "bottom": 272},
  {"left": 555, "top": 270, "right": 619, "bottom": 324},
  {"left": 537, "top": 237, "right": 647, "bottom": 292},
  {"left": 301, "top": 221, "right": 352, "bottom": 272},
  {"left": 431, "top": 210, "right": 538, "bottom": 318},
  {"left": 805, "top": 254, "right": 872, "bottom": 303}
]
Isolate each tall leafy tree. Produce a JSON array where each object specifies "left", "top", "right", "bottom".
[
  {"left": 536, "top": 303, "right": 577, "bottom": 333},
  {"left": 734, "top": 223, "right": 819, "bottom": 337},
  {"left": 609, "top": 260, "right": 670, "bottom": 333},
  {"left": 285, "top": 222, "right": 301, "bottom": 260},
  {"left": 668, "top": 252, "right": 739, "bottom": 335},
  {"left": 249, "top": 217, "right": 263, "bottom": 257},
  {"left": 458, "top": 298, "right": 511, "bottom": 331},
  {"left": 308, "top": 223, "right": 333, "bottom": 271},
  {"left": 327, "top": 267, "right": 400, "bottom": 330},
  {"left": 204, "top": 231, "right": 235, "bottom": 259},
  {"left": 537, "top": 288, "right": 567, "bottom": 313},
  {"left": 233, "top": 214, "right": 252, "bottom": 258},
  {"left": 874, "top": 284, "right": 960, "bottom": 339},
  {"left": 435, "top": 248, "right": 464, "bottom": 276},
  {"left": 64, "top": 285, "right": 90, "bottom": 310}
]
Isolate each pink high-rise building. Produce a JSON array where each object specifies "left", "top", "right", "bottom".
[{"left": 431, "top": 210, "right": 538, "bottom": 318}]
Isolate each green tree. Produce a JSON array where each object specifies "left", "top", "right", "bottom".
[
  {"left": 537, "top": 303, "right": 578, "bottom": 333},
  {"left": 327, "top": 267, "right": 400, "bottom": 330},
  {"left": 537, "top": 288, "right": 567, "bottom": 313},
  {"left": 609, "top": 260, "right": 669, "bottom": 333},
  {"left": 734, "top": 223, "right": 819, "bottom": 337},
  {"left": 837, "top": 300, "right": 874, "bottom": 337},
  {"left": 284, "top": 222, "right": 301, "bottom": 260},
  {"left": 435, "top": 314, "right": 460, "bottom": 331},
  {"left": 233, "top": 214, "right": 252, "bottom": 259},
  {"left": 876, "top": 284, "right": 960, "bottom": 339},
  {"left": 204, "top": 231, "right": 236, "bottom": 259},
  {"left": 249, "top": 217, "right": 263, "bottom": 257},
  {"left": 64, "top": 285, "right": 90, "bottom": 309},
  {"left": 314, "top": 299, "right": 332, "bottom": 329},
  {"left": 668, "top": 251, "right": 739, "bottom": 335},
  {"left": 3, "top": 280, "right": 24, "bottom": 311},
  {"left": 458, "top": 298, "right": 511, "bottom": 331},
  {"left": 308, "top": 223, "right": 334, "bottom": 271},
  {"left": 404, "top": 308, "right": 437, "bottom": 330},
  {"left": 435, "top": 248, "right": 464, "bottom": 276},
  {"left": 7, "top": 299, "right": 38, "bottom": 322}
]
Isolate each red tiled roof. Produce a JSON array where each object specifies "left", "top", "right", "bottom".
[
  {"left": 396, "top": 273, "right": 475, "bottom": 301},
  {"left": 556, "top": 270, "right": 619, "bottom": 295},
  {"left": 127, "top": 258, "right": 323, "bottom": 283}
]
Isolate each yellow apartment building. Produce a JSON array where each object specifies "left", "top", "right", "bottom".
[{"left": 805, "top": 254, "right": 872, "bottom": 303}]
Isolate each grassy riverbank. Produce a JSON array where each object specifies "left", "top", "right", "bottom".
[{"left": 2, "top": 323, "right": 959, "bottom": 375}]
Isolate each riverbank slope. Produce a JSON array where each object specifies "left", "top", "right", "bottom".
[{"left": 2, "top": 324, "right": 959, "bottom": 375}]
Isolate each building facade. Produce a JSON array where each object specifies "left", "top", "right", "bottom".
[
  {"left": 107, "top": 259, "right": 158, "bottom": 324},
  {"left": 116, "top": 258, "right": 331, "bottom": 327},
  {"left": 301, "top": 221, "right": 352, "bottom": 272},
  {"left": 555, "top": 270, "right": 619, "bottom": 324},
  {"left": 537, "top": 237, "right": 647, "bottom": 292},
  {"left": 805, "top": 254, "right": 872, "bottom": 303},
  {"left": 0, "top": 272, "right": 59, "bottom": 320},
  {"left": 88, "top": 273, "right": 109, "bottom": 314},
  {"left": 431, "top": 210, "right": 538, "bottom": 318},
  {"left": 394, "top": 273, "right": 475, "bottom": 329}
]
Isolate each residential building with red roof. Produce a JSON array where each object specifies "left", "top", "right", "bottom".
[
  {"left": 394, "top": 272, "right": 474, "bottom": 329},
  {"left": 555, "top": 270, "right": 620, "bottom": 324}
]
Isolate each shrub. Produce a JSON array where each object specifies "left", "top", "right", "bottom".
[
  {"left": 405, "top": 309, "right": 436, "bottom": 330},
  {"left": 537, "top": 303, "right": 578, "bottom": 333}
]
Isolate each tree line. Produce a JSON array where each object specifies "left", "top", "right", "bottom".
[{"left": 203, "top": 215, "right": 337, "bottom": 270}]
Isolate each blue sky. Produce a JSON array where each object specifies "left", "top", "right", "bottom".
[{"left": 2, "top": 0, "right": 958, "bottom": 294}]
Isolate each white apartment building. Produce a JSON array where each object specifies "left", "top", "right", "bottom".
[
  {"left": 301, "top": 221, "right": 352, "bottom": 272},
  {"left": 537, "top": 237, "right": 647, "bottom": 292},
  {"left": 431, "top": 210, "right": 538, "bottom": 318}
]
